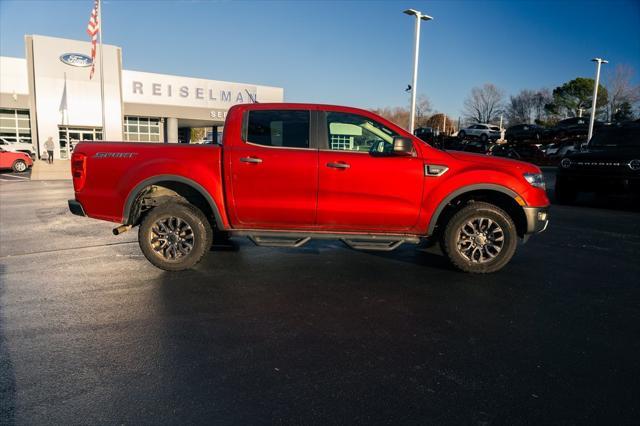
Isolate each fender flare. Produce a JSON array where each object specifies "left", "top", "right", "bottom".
[
  {"left": 427, "top": 183, "right": 520, "bottom": 235},
  {"left": 122, "top": 174, "right": 225, "bottom": 229}
]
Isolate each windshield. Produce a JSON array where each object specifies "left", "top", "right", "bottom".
[{"left": 589, "top": 127, "right": 640, "bottom": 148}]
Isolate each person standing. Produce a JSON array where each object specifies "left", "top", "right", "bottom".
[{"left": 44, "top": 137, "right": 54, "bottom": 164}]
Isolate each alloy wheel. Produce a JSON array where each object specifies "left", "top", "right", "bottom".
[
  {"left": 455, "top": 217, "right": 505, "bottom": 263},
  {"left": 149, "top": 216, "right": 195, "bottom": 260}
]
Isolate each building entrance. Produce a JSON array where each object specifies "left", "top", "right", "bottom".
[{"left": 58, "top": 126, "right": 102, "bottom": 159}]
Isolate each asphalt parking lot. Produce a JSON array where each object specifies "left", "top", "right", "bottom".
[
  {"left": 1, "top": 176, "right": 639, "bottom": 424},
  {"left": 0, "top": 169, "right": 31, "bottom": 183}
]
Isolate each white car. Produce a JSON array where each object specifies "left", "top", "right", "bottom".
[
  {"left": 0, "top": 137, "right": 36, "bottom": 159},
  {"left": 458, "top": 124, "right": 501, "bottom": 142}
]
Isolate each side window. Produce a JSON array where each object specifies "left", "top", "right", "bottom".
[
  {"left": 326, "top": 112, "right": 398, "bottom": 152},
  {"left": 246, "top": 110, "right": 310, "bottom": 148}
]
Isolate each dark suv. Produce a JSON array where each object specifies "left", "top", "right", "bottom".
[
  {"left": 550, "top": 117, "right": 604, "bottom": 141},
  {"left": 505, "top": 124, "right": 547, "bottom": 142},
  {"left": 555, "top": 121, "right": 640, "bottom": 203},
  {"left": 414, "top": 127, "right": 435, "bottom": 145}
]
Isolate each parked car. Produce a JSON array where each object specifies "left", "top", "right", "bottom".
[
  {"left": 549, "top": 117, "right": 604, "bottom": 141},
  {"left": 414, "top": 127, "right": 435, "bottom": 145},
  {"left": 0, "top": 137, "right": 36, "bottom": 158},
  {"left": 68, "top": 103, "right": 549, "bottom": 274},
  {"left": 505, "top": 124, "right": 547, "bottom": 143},
  {"left": 0, "top": 147, "right": 33, "bottom": 172},
  {"left": 458, "top": 124, "right": 501, "bottom": 142},
  {"left": 490, "top": 143, "right": 551, "bottom": 166},
  {"left": 544, "top": 141, "right": 578, "bottom": 159},
  {"left": 555, "top": 121, "right": 640, "bottom": 203},
  {"left": 448, "top": 139, "right": 494, "bottom": 154}
]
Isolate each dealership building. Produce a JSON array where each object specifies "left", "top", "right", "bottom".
[{"left": 0, "top": 35, "right": 284, "bottom": 159}]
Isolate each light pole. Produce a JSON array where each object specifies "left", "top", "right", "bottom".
[
  {"left": 587, "top": 57, "right": 608, "bottom": 141},
  {"left": 403, "top": 8, "right": 433, "bottom": 133}
]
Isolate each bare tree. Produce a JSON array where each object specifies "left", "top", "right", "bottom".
[
  {"left": 463, "top": 83, "right": 505, "bottom": 124},
  {"left": 371, "top": 106, "right": 410, "bottom": 129},
  {"left": 532, "top": 88, "right": 552, "bottom": 123},
  {"left": 414, "top": 95, "right": 432, "bottom": 128},
  {"left": 506, "top": 88, "right": 553, "bottom": 125},
  {"left": 424, "top": 113, "right": 456, "bottom": 135},
  {"left": 607, "top": 64, "right": 640, "bottom": 121}
]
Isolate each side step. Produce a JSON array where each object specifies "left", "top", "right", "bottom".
[
  {"left": 248, "top": 235, "right": 311, "bottom": 248},
  {"left": 342, "top": 238, "right": 406, "bottom": 252},
  {"left": 233, "top": 230, "right": 421, "bottom": 252}
]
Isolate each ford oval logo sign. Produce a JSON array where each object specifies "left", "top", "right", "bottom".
[{"left": 59, "top": 53, "right": 93, "bottom": 68}]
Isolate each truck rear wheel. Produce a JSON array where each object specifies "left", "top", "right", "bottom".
[
  {"left": 138, "top": 202, "right": 212, "bottom": 271},
  {"left": 441, "top": 202, "right": 518, "bottom": 273}
]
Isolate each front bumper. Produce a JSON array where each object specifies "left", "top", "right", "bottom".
[
  {"left": 68, "top": 199, "right": 86, "bottom": 217},
  {"left": 523, "top": 207, "right": 549, "bottom": 234}
]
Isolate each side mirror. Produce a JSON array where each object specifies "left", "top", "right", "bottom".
[{"left": 393, "top": 136, "right": 414, "bottom": 156}]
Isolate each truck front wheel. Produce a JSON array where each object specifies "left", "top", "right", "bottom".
[
  {"left": 441, "top": 202, "right": 518, "bottom": 273},
  {"left": 138, "top": 202, "right": 212, "bottom": 271}
]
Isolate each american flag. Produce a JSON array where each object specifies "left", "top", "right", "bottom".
[{"left": 86, "top": 0, "right": 99, "bottom": 79}]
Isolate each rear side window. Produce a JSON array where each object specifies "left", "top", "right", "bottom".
[{"left": 245, "top": 110, "right": 310, "bottom": 149}]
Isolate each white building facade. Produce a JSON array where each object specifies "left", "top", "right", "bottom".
[{"left": 0, "top": 35, "right": 284, "bottom": 159}]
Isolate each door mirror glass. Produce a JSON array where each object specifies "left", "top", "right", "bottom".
[{"left": 393, "top": 136, "right": 414, "bottom": 156}]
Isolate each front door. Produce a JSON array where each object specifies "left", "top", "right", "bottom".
[
  {"left": 228, "top": 109, "right": 318, "bottom": 228},
  {"left": 317, "top": 111, "right": 424, "bottom": 232}
]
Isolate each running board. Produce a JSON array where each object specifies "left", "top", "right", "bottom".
[
  {"left": 232, "top": 230, "right": 421, "bottom": 252},
  {"left": 248, "top": 235, "right": 311, "bottom": 248},
  {"left": 342, "top": 238, "right": 406, "bottom": 251}
]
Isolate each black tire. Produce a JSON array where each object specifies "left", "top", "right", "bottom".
[
  {"left": 555, "top": 176, "right": 577, "bottom": 205},
  {"left": 12, "top": 160, "right": 28, "bottom": 173},
  {"left": 458, "top": 130, "right": 466, "bottom": 140},
  {"left": 440, "top": 202, "right": 518, "bottom": 273},
  {"left": 138, "top": 202, "right": 213, "bottom": 271}
]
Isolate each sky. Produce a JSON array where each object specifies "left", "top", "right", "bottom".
[{"left": 1, "top": 0, "right": 639, "bottom": 118}]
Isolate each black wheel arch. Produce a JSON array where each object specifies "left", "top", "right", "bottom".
[
  {"left": 122, "top": 175, "right": 225, "bottom": 230},
  {"left": 428, "top": 184, "right": 528, "bottom": 239}
]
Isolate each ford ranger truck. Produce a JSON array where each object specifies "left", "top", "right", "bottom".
[{"left": 68, "top": 103, "right": 549, "bottom": 273}]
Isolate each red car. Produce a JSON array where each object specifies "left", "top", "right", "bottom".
[
  {"left": 0, "top": 147, "right": 33, "bottom": 173},
  {"left": 68, "top": 103, "right": 549, "bottom": 273}
]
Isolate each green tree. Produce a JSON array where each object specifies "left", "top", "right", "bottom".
[{"left": 546, "top": 77, "right": 608, "bottom": 118}]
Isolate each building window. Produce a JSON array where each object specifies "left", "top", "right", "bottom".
[
  {"left": 0, "top": 108, "right": 31, "bottom": 144},
  {"left": 123, "top": 116, "right": 161, "bottom": 142}
]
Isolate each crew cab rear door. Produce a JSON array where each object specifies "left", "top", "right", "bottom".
[
  {"left": 227, "top": 108, "right": 318, "bottom": 228},
  {"left": 316, "top": 111, "right": 424, "bottom": 232}
]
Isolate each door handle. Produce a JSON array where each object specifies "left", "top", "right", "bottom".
[
  {"left": 326, "top": 161, "right": 350, "bottom": 169},
  {"left": 240, "top": 157, "right": 262, "bottom": 164}
]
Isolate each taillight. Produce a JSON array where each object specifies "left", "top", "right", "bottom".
[{"left": 71, "top": 152, "right": 87, "bottom": 192}]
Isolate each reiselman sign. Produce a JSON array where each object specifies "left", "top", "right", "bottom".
[{"left": 122, "top": 70, "right": 259, "bottom": 109}]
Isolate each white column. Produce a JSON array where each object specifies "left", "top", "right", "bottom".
[{"left": 166, "top": 117, "right": 178, "bottom": 143}]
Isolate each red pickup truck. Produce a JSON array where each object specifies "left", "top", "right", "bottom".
[{"left": 68, "top": 103, "right": 549, "bottom": 273}]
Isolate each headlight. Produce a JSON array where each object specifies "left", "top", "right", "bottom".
[{"left": 523, "top": 172, "right": 546, "bottom": 189}]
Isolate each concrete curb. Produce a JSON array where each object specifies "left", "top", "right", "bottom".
[{"left": 30, "top": 160, "right": 72, "bottom": 181}]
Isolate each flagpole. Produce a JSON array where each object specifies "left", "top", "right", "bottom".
[{"left": 98, "top": 0, "right": 106, "bottom": 140}]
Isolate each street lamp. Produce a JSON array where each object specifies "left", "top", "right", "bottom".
[
  {"left": 403, "top": 8, "right": 433, "bottom": 133},
  {"left": 587, "top": 57, "right": 608, "bottom": 141}
]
